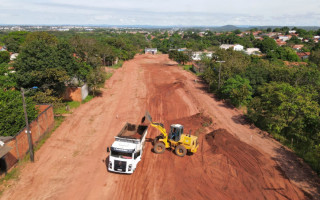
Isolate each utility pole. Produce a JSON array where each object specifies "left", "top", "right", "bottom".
[
  {"left": 216, "top": 60, "right": 225, "bottom": 89},
  {"left": 21, "top": 88, "right": 34, "bottom": 162}
]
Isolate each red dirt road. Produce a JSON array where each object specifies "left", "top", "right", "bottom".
[{"left": 2, "top": 54, "right": 319, "bottom": 200}]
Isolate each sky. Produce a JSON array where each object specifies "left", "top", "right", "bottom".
[{"left": 0, "top": 0, "right": 319, "bottom": 26}]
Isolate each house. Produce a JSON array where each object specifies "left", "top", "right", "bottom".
[
  {"left": 265, "top": 32, "right": 281, "bottom": 38},
  {"left": 191, "top": 51, "right": 213, "bottom": 61},
  {"left": 289, "top": 30, "right": 297, "bottom": 34},
  {"left": 145, "top": 48, "right": 157, "bottom": 55},
  {"left": 276, "top": 39, "right": 287, "bottom": 46},
  {"left": 314, "top": 36, "right": 320, "bottom": 39},
  {"left": 278, "top": 35, "right": 292, "bottom": 42},
  {"left": 233, "top": 44, "right": 244, "bottom": 51},
  {"left": 63, "top": 83, "right": 89, "bottom": 102},
  {"left": 178, "top": 48, "right": 187, "bottom": 52},
  {"left": 296, "top": 52, "right": 310, "bottom": 60},
  {"left": 219, "top": 44, "right": 244, "bottom": 51},
  {"left": 245, "top": 48, "right": 261, "bottom": 55},
  {"left": 10, "top": 53, "right": 19, "bottom": 61},
  {"left": 0, "top": 46, "right": 7, "bottom": 52},
  {"left": 220, "top": 44, "right": 234, "bottom": 50},
  {"left": 252, "top": 31, "right": 262, "bottom": 36},
  {"left": 292, "top": 45, "right": 304, "bottom": 51},
  {"left": 198, "top": 32, "right": 205, "bottom": 37}
]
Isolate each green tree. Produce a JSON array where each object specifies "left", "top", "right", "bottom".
[
  {"left": 310, "top": 50, "right": 320, "bottom": 66},
  {"left": 0, "top": 63, "right": 17, "bottom": 89},
  {"left": 0, "top": 90, "right": 38, "bottom": 136},
  {"left": 257, "top": 37, "right": 278, "bottom": 53},
  {"left": 3, "top": 31, "right": 28, "bottom": 52},
  {"left": 168, "top": 50, "right": 190, "bottom": 65},
  {"left": 15, "top": 32, "right": 72, "bottom": 97},
  {"left": 86, "top": 67, "right": 106, "bottom": 96},
  {"left": 0, "top": 51, "right": 10, "bottom": 64},
  {"left": 248, "top": 82, "right": 320, "bottom": 135},
  {"left": 220, "top": 75, "right": 252, "bottom": 107}
]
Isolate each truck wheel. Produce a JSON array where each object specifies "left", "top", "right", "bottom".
[
  {"left": 154, "top": 142, "right": 165, "bottom": 154},
  {"left": 153, "top": 138, "right": 159, "bottom": 145},
  {"left": 175, "top": 145, "right": 187, "bottom": 157}
]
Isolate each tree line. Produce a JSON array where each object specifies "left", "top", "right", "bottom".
[
  {"left": 199, "top": 49, "right": 320, "bottom": 174},
  {"left": 0, "top": 30, "right": 148, "bottom": 136}
]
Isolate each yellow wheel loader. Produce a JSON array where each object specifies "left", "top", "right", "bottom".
[{"left": 142, "top": 111, "right": 199, "bottom": 157}]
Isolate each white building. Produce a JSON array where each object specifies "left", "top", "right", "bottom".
[
  {"left": 10, "top": 53, "right": 19, "bottom": 61},
  {"left": 220, "top": 44, "right": 234, "bottom": 50},
  {"left": 145, "top": 48, "right": 157, "bottom": 55},
  {"left": 220, "top": 44, "right": 244, "bottom": 51},
  {"left": 245, "top": 48, "right": 261, "bottom": 55},
  {"left": 191, "top": 52, "right": 213, "bottom": 61},
  {"left": 233, "top": 44, "right": 244, "bottom": 51},
  {"left": 279, "top": 35, "right": 291, "bottom": 42}
]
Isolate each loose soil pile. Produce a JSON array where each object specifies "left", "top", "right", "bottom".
[{"left": 205, "top": 129, "right": 305, "bottom": 199}]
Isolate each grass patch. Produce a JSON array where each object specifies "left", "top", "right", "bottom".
[
  {"left": 0, "top": 168, "right": 19, "bottom": 182},
  {"left": 82, "top": 95, "right": 94, "bottom": 103},
  {"left": 54, "top": 101, "right": 81, "bottom": 115},
  {"left": 110, "top": 60, "right": 124, "bottom": 69},
  {"left": 105, "top": 72, "right": 113, "bottom": 80},
  {"left": 183, "top": 65, "right": 192, "bottom": 71}
]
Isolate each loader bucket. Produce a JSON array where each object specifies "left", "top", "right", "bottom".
[{"left": 141, "top": 111, "right": 153, "bottom": 124}]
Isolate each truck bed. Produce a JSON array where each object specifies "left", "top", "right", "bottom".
[{"left": 117, "top": 123, "right": 148, "bottom": 140}]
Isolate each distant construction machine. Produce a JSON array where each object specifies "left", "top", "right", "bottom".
[{"left": 142, "top": 111, "right": 199, "bottom": 157}]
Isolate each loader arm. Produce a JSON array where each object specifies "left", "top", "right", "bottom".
[{"left": 150, "top": 122, "right": 168, "bottom": 139}]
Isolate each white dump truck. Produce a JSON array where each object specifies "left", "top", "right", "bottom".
[{"left": 107, "top": 123, "right": 148, "bottom": 174}]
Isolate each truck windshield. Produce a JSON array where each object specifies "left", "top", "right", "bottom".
[{"left": 111, "top": 151, "right": 132, "bottom": 159}]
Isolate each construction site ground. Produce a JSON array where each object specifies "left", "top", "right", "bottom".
[{"left": 1, "top": 54, "right": 319, "bottom": 200}]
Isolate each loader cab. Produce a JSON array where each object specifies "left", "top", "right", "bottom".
[{"left": 169, "top": 124, "right": 184, "bottom": 142}]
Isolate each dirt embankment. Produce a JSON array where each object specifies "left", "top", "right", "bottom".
[
  {"left": 206, "top": 129, "right": 305, "bottom": 199},
  {"left": 0, "top": 54, "right": 318, "bottom": 200}
]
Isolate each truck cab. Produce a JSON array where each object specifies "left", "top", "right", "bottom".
[{"left": 108, "top": 123, "right": 148, "bottom": 174}]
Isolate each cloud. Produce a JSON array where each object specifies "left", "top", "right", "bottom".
[{"left": 0, "top": 0, "right": 319, "bottom": 26}]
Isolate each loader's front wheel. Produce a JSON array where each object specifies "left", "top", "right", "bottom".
[
  {"left": 175, "top": 145, "right": 187, "bottom": 157},
  {"left": 154, "top": 142, "right": 165, "bottom": 154}
]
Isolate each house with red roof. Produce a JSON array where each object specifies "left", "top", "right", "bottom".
[
  {"left": 292, "top": 45, "right": 304, "bottom": 51},
  {"left": 296, "top": 52, "right": 310, "bottom": 60},
  {"left": 276, "top": 39, "right": 287, "bottom": 46}
]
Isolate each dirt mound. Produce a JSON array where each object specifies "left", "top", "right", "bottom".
[
  {"left": 166, "top": 113, "right": 212, "bottom": 135},
  {"left": 204, "top": 129, "right": 305, "bottom": 200}
]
